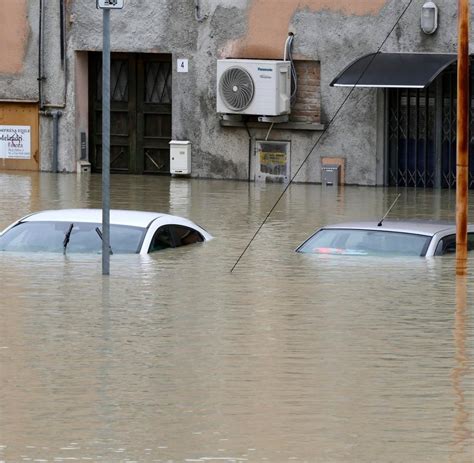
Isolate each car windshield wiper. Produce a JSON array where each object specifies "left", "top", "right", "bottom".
[
  {"left": 95, "top": 227, "right": 113, "bottom": 255},
  {"left": 63, "top": 223, "right": 74, "bottom": 254}
]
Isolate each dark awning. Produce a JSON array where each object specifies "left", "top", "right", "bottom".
[{"left": 330, "top": 52, "right": 457, "bottom": 89}]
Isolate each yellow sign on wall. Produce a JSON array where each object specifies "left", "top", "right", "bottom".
[{"left": 256, "top": 141, "right": 290, "bottom": 181}]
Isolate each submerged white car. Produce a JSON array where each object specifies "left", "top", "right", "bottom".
[
  {"left": 0, "top": 209, "right": 213, "bottom": 255},
  {"left": 296, "top": 220, "right": 474, "bottom": 257}
]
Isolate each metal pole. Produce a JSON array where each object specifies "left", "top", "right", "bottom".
[
  {"left": 38, "top": 0, "right": 45, "bottom": 109},
  {"left": 102, "top": 8, "right": 111, "bottom": 275},
  {"left": 456, "top": 0, "right": 469, "bottom": 276}
]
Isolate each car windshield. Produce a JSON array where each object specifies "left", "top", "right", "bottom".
[
  {"left": 0, "top": 221, "right": 145, "bottom": 254},
  {"left": 297, "top": 228, "right": 431, "bottom": 256}
]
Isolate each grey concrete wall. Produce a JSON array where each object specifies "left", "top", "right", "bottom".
[
  {"left": 290, "top": 0, "right": 474, "bottom": 185},
  {"left": 1, "top": 0, "right": 473, "bottom": 183},
  {"left": 40, "top": 0, "right": 72, "bottom": 172}
]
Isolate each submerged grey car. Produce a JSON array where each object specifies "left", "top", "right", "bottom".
[{"left": 296, "top": 220, "right": 474, "bottom": 257}]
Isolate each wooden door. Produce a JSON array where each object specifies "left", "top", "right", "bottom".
[
  {"left": 89, "top": 53, "right": 171, "bottom": 175},
  {"left": 137, "top": 56, "right": 172, "bottom": 174}
]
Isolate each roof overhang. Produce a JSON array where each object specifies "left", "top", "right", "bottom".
[{"left": 330, "top": 52, "right": 458, "bottom": 89}]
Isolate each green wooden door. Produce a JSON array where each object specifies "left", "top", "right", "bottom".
[{"left": 89, "top": 53, "right": 172, "bottom": 175}]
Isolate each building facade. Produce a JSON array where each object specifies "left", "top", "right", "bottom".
[{"left": 0, "top": 0, "right": 473, "bottom": 187}]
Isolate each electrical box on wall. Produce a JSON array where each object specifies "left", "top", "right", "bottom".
[
  {"left": 321, "top": 164, "right": 340, "bottom": 186},
  {"left": 170, "top": 140, "right": 191, "bottom": 174}
]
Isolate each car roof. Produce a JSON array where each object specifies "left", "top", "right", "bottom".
[
  {"left": 322, "top": 220, "right": 462, "bottom": 236},
  {"left": 22, "top": 209, "right": 168, "bottom": 228}
]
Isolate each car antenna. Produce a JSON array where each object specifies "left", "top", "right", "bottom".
[
  {"left": 377, "top": 194, "right": 401, "bottom": 227},
  {"left": 95, "top": 227, "right": 113, "bottom": 255},
  {"left": 63, "top": 223, "right": 74, "bottom": 254}
]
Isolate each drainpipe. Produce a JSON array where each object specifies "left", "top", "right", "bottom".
[
  {"left": 59, "top": 0, "right": 65, "bottom": 69},
  {"left": 38, "top": 1, "right": 67, "bottom": 172},
  {"left": 38, "top": 0, "right": 45, "bottom": 109},
  {"left": 40, "top": 0, "right": 67, "bottom": 109},
  {"left": 41, "top": 110, "right": 62, "bottom": 172},
  {"left": 244, "top": 122, "right": 253, "bottom": 182},
  {"left": 52, "top": 111, "right": 62, "bottom": 172}
]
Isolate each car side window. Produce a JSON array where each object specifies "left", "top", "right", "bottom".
[
  {"left": 468, "top": 233, "right": 474, "bottom": 251},
  {"left": 435, "top": 234, "right": 457, "bottom": 256},
  {"left": 149, "top": 226, "right": 174, "bottom": 252},
  {"left": 171, "top": 225, "right": 203, "bottom": 248},
  {"left": 436, "top": 233, "right": 474, "bottom": 256}
]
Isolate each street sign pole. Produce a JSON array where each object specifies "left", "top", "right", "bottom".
[
  {"left": 456, "top": 0, "right": 469, "bottom": 276},
  {"left": 102, "top": 8, "right": 111, "bottom": 275},
  {"left": 98, "top": 0, "right": 123, "bottom": 275}
]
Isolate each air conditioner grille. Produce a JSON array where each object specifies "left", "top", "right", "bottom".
[{"left": 219, "top": 67, "right": 254, "bottom": 111}]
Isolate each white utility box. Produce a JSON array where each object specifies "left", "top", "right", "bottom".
[{"left": 170, "top": 140, "right": 191, "bottom": 174}]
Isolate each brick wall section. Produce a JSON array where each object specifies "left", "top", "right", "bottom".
[{"left": 290, "top": 60, "right": 321, "bottom": 123}]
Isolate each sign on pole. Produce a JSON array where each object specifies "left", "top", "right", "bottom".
[{"left": 97, "top": 0, "right": 124, "bottom": 9}]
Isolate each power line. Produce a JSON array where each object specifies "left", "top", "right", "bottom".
[{"left": 230, "top": 0, "right": 415, "bottom": 273}]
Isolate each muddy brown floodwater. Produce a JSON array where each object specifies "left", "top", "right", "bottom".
[{"left": 0, "top": 171, "right": 473, "bottom": 463}]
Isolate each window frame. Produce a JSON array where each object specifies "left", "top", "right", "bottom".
[
  {"left": 148, "top": 225, "right": 175, "bottom": 253},
  {"left": 435, "top": 232, "right": 474, "bottom": 255},
  {"left": 147, "top": 224, "right": 204, "bottom": 253}
]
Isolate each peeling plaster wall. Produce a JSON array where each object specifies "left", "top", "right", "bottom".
[
  {"left": 220, "top": 0, "right": 387, "bottom": 59},
  {"left": 214, "top": 0, "right": 472, "bottom": 185},
  {"left": 0, "top": 0, "right": 29, "bottom": 75},
  {"left": 288, "top": 0, "right": 473, "bottom": 184},
  {"left": 1, "top": 0, "right": 473, "bottom": 183},
  {"left": 0, "top": 0, "right": 71, "bottom": 171},
  {"left": 0, "top": 0, "right": 37, "bottom": 99}
]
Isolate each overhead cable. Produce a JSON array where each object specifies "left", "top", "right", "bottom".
[{"left": 230, "top": 0, "right": 416, "bottom": 273}]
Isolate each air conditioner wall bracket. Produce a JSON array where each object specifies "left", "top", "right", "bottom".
[{"left": 258, "top": 115, "right": 289, "bottom": 123}]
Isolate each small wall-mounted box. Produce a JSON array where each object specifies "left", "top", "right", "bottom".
[
  {"left": 77, "top": 160, "right": 91, "bottom": 174},
  {"left": 170, "top": 140, "right": 191, "bottom": 174},
  {"left": 321, "top": 164, "right": 340, "bottom": 186}
]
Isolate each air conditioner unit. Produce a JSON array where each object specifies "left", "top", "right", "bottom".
[{"left": 216, "top": 59, "right": 291, "bottom": 116}]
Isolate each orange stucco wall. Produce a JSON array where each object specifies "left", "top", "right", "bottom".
[
  {"left": 0, "top": 0, "right": 29, "bottom": 74},
  {"left": 222, "top": 0, "right": 388, "bottom": 59}
]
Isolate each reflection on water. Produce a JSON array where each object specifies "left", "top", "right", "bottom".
[
  {"left": 451, "top": 276, "right": 472, "bottom": 462},
  {"left": 0, "top": 172, "right": 473, "bottom": 463}
]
